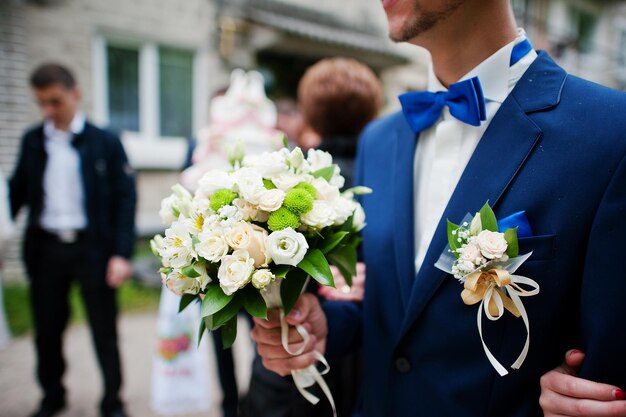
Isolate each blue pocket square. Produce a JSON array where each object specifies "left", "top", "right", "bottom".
[{"left": 498, "top": 211, "right": 533, "bottom": 238}]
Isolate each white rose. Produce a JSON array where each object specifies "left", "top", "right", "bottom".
[
  {"left": 258, "top": 189, "right": 285, "bottom": 212},
  {"left": 272, "top": 172, "right": 305, "bottom": 191},
  {"left": 459, "top": 243, "right": 482, "bottom": 265},
  {"left": 197, "top": 170, "right": 235, "bottom": 196},
  {"left": 307, "top": 149, "right": 333, "bottom": 172},
  {"left": 243, "top": 152, "right": 288, "bottom": 178},
  {"left": 225, "top": 222, "right": 269, "bottom": 267},
  {"left": 218, "top": 250, "right": 255, "bottom": 295},
  {"left": 197, "top": 229, "right": 230, "bottom": 262},
  {"left": 330, "top": 197, "right": 355, "bottom": 226},
  {"left": 233, "top": 168, "right": 266, "bottom": 205},
  {"left": 233, "top": 198, "right": 259, "bottom": 221},
  {"left": 266, "top": 228, "right": 309, "bottom": 266},
  {"left": 301, "top": 201, "right": 336, "bottom": 228},
  {"left": 251, "top": 269, "right": 275, "bottom": 290},
  {"left": 311, "top": 178, "right": 340, "bottom": 201},
  {"left": 476, "top": 230, "right": 508, "bottom": 260}
]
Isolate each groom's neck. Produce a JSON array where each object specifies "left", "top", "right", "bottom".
[{"left": 410, "top": 4, "right": 518, "bottom": 87}]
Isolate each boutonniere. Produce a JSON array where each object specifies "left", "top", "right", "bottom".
[{"left": 435, "top": 202, "right": 540, "bottom": 376}]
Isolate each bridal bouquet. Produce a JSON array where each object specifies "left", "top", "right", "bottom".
[
  {"left": 435, "top": 202, "right": 540, "bottom": 376},
  {"left": 151, "top": 145, "right": 368, "bottom": 412}
]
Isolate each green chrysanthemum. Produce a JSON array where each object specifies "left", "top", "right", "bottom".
[
  {"left": 210, "top": 189, "right": 236, "bottom": 212},
  {"left": 294, "top": 182, "right": 317, "bottom": 199},
  {"left": 283, "top": 189, "right": 313, "bottom": 215},
  {"left": 267, "top": 207, "right": 301, "bottom": 231},
  {"left": 263, "top": 179, "right": 277, "bottom": 190}
]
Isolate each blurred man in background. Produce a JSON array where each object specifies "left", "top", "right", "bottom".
[{"left": 9, "top": 63, "right": 136, "bottom": 417}]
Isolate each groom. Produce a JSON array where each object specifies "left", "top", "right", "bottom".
[{"left": 252, "top": 1, "right": 626, "bottom": 416}]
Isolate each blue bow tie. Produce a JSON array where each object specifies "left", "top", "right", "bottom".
[{"left": 399, "top": 76, "right": 487, "bottom": 134}]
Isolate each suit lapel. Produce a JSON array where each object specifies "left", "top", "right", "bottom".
[
  {"left": 396, "top": 52, "right": 566, "bottom": 342},
  {"left": 392, "top": 117, "right": 418, "bottom": 309}
]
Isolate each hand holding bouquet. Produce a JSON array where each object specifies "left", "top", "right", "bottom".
[{"left": 151, "top": 145, "right": 369, "bottom": 412}]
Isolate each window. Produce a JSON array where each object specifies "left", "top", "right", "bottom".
[
  {"left": 159, "top": 47, "right": 193, "bottom": 138},
  {"left": 99, "top": 40, "right": 196, "bottom": 139},
  {"left": 107, "top": 46, "right": 140, "bottom": 132}
]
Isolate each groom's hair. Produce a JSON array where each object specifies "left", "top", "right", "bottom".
[
  {"left": 298, "top": 57, "right": 382, "bottom": 137},
  {"left": 30, "top": 63, "right": 77, "bottom": 90}
]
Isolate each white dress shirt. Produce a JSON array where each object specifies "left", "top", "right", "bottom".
[
  {"left": 39, "top": 112, "right": 88, "bottom": 232},
  {"left": 414, "top": 31, "right": 538, "bottom": 274}
]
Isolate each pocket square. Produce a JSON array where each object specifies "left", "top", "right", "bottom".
[{"left": 498, "top": 210, "right": 533, "bottom": 238}]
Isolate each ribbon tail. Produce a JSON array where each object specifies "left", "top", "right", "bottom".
[
  {"left": 477, "top": 298, "right": 509, "bottom": 376},
  {"left": 508, "top": 290, "right": 531, "bottom": 370}
]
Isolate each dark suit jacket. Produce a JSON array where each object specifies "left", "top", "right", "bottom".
[
  {"left": 323, "top": 52, "right": 626, "bottom": 416},
  {"left": 9, "top": 120, "right": 136, "bottom": 282}
]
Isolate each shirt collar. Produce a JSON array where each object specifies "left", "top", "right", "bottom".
[
  {"left": 44, "top": 112, "right": 86, "bottom": 139},
  {"left": 427, "top": 29, "right": 529, "bottom": 104}
]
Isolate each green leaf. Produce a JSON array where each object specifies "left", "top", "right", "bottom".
[
  {"left": 504, "top": 227, "right": 519, "bottom": 258},
  {"left": 197, "top": 317, "right": 207, "bottom": 347},
  {"left": 273, "top": 265, "right": 291, "bottom": 278},
  {"left": 242, "top": 286, "right": 267, "bottom": 319},
  {"left": 282, "top": 135, "right": 289, "bottom": 149},
  {"left": 209, "top": 293, "right": 243, "bottom": 330},
  {"left": 478, "top": 201, "right": 498, "bottom": 232},
  {"left": 179, "top": 294, "right": 197, "bottom": 313},
  {"left": 326, "top": 245, "right": 357, "bottom": 287},
  {"left": 320, "top": 231, "right": 349, "bottom": 254},
  {"left": 339, "top": 213, "right": 355, "bottom": 232},
  {"left": 281, "top": 269, "right": 308, "bottom": 315},
  {"left": 297, "top": 249, "right": 334, "bottom": 287},
  {"left": 447, "top": 220, "right": 462, "bottom": 259},
  {"left": 182, "top": 264, "right": 201, "bottom": 278},
  {"left": 201, "top": 284, "right": 234, "bottom": 318},
  {"left": 221, "top": 316, "right": 238, "bottom": 349},
  {"left": 311, "top": 165, "right": 335, "bottom": 181}
]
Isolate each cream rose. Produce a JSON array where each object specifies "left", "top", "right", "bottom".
[
  {"left": 266, "top": 228, "right": 309, "bottom": 266},
  {"left": 476, "top": 230, "right": 508, "bottom": 260},
  {"left": 251, "top": 269, "right": 275, "bottom": 290},
  {"left": 218, "top": 250, "right": 254, "bottom": 295},
  {"left": 197, "top": 229, "right": 230, "bottom": 262},
  {"left": 225, "top": 222, "right": 269, "bottom": 267},
  {"left": 233, "top": 198, "right": 259, "bottom": 221},
  {"left": 459, "top": 243, "right": 482, "bottom": 265},
  {"left": 301, "top": 201, "right": 336, "bottom": 228},
  {"left": 258, "top": 189, "right": 285, "bottom": 212}
]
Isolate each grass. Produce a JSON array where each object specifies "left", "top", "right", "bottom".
[{"left": 3, "top": 279, "right": 161, "bottom": 337}]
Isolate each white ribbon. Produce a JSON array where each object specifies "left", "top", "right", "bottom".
[
  {"left": 476, "top": 274, "right": 540, "bottom": 376},
  {"left": 262, "top": 279, "right": 337, "bottom": 416}
]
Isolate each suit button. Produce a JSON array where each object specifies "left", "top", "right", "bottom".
[{"left": 395, "top": 357, "right": 411, "bottom": 373}]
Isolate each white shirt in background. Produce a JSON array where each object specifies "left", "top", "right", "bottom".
[
  {"left": 39, "top": 112, "right": 88, "bottom": 232},
  {"left": 413, "top": 30, "right": 538, "bottom": 274}
]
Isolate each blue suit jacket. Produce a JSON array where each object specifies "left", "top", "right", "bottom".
[{"left": 323, "top": 52, "right": 626, "bottom": 416}]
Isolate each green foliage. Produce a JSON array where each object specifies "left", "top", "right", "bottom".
[
  {"left": 283, "top": 189, "right": 313, "bottom": 215},
  {"left": 478, "top": 201, "right": 498, "bottom": 232},
  {"left": 311, "top": 165, "right": 335, "bottom": 181},
  {"left": 267, "top": 207, "right": 301, "bottom": 231},
  {"left": 280, "top": 268, "right": 308, "bottom": 315},
  {"left": 447, "top": 220, "right": 462, "bottom": 259},
  {"left": 320, "top": 231, "right": 349, "bottom": 254},
  {"left": 297, "top": 249, "right": 334, "bottom": 287},
  {"left": 326, "top": 245, "right": 357, "bottom": 287},
  {"left": 504, "top": 227, "right": 519, "bottom": 258},
  {"left": 221, "top": 316, "right": 238, "bottom": 349},
  {"left": 178, "top": 294, "right": 197, "bottom": 313},
  {"left": 201, "top": 284, "right": 234, "bottom": 318},
  {"left": 242, "top": 286, "right": 267, "bottom": 319}
]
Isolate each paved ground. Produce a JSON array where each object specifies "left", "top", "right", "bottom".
[{"left": 0, "top": 313, "right": 254, "bottom": 417}]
